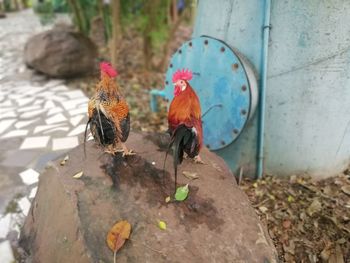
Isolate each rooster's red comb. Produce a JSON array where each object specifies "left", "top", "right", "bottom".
[
  {"left": 172, "top": 69, "right": 192, "bottom": 83},
  {"left": 100, "top": 62, "right": 118, "bottom": 78}
]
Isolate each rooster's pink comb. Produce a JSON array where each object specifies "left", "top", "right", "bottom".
[
  {"left": 172, "top": 69, "right": 193, "bottom": 83},
  {"left": 100, "top": 62, "right": 118, "bottom": 78}
]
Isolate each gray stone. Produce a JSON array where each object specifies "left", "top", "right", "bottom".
[
  {"left": 20, "top": 132, "right": 278, "bottom": 263},
  {"left": 24, "top": 28, "right": 97, "bottom": 78}
]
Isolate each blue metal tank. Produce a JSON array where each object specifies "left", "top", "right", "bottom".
[{"left": 192, "top": 0, "right": 350, "bottom": 178}]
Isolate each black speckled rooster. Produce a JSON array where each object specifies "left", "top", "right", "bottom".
[{"left": 84, "top": 62, "right": 133, "bottom": 156}]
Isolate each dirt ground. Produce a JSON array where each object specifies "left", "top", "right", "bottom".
[
  {"left": 240, "top": 173, "right": 350, "bottom": 262},
  {"left": 67, "top": 26, "right": 350, "bottom": 263}
]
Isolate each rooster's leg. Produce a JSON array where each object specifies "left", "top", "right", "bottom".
[
  {"left": 194, "top": 155, "right": 205, "bottom": 164},
  {"left": 121, "top": 143, "right": 135, "bottom": 157},
  {"left": 104, "top": 145, "right": 117, "bottom": 155}
]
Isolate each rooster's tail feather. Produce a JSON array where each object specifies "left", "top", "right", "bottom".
[
  {"left": 163, "top": 125, "right": 192, "bottom": 193},
  {"left": 84, "top": 118, "right": 91, "bottom": 158}
]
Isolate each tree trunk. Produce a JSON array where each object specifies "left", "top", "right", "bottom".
[
  {"left": 12, "top": 0, "right": 19, "bottom": 10},
  {"left": 167, "top": 0, "right": 172, "bottom": 25},
  {"left": 111, "top": 0, "right": 122, "bottom": 68},
  {"left": 96, "top": 0, "right": 108, "bottom": 42},
  {"left": 190, "top": 0, "right": 197, "bottom": 25},
  {"left": 143, "top": 0, "right": 160, "bottom": 71},
  {"left": 157, "top": 7, "right": 188, "bottom": 71},
  {"left": 21, "top": 0, "right": 28, "bottom": 9},
  {"left": 67, "top": 0, "right": 85, "bottom": 33},
  {"left": 171, "top": 0, "right": 178, "bottom": 23}
]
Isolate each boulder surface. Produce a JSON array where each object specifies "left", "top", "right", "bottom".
[
  {"left": 24, "top": 28, "right": 97, "bottom": 78},
  {"left": 21, "top": 132, "right": 278, "bottom": 262}
]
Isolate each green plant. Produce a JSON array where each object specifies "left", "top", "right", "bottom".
[{"left": 33, "top": 0, "right": 56, "bottom": 25}]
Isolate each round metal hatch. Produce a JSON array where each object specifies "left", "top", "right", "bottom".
[{"left": 163, "top": 36, "right": 258, "bottom": 151}]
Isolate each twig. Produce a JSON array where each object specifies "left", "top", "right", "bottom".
[
  {"left": 252, "top": 198, "right": 270, "bottom": 208},
  {"left": 321, "top": 215, "right": 350, "bottom": 235},
  {"left": 238, "top": 167, "right": 244, "bottom": 186},
  {"left": 297, "top": 182, "right": 338, "bottom": 203}
]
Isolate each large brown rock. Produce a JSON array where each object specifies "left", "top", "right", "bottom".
[
  {"left": 24, "top": 28, "right": 97, "bottom": 78},
  {"left": 20, "top": 132, "right": 278, "bottom": 263}
]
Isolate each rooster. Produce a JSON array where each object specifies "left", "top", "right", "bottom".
[
  {"left": 84, "top": 62, "right": 133, "bottom": 156},
  {"left": 165, "top": 69, "right": 203, "bottom": 192}
]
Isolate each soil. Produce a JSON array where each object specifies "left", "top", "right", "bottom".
[{"left": 240, "top": 172, "right": 350, "bottom": 262}]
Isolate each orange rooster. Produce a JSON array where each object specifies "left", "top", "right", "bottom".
[
  {"left": 166, "top": 69, "right": 203, "bottom": 191},
  {"left": 84, "top": 62, "right": 133, "bottom": 156}
]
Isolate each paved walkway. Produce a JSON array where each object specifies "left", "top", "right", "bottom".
[{"left": 0, "top": 10, "right": 88, "bottom": 261}]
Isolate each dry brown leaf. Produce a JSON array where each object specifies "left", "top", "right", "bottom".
[
  {"left": 283, "top": 239, "right": 295, "bottom": 255},
  {"left": 165, "top": 196, "right": 171, "bottom": 203},
  {"left": 306, "top": 199, "right": 322, "bottom": 216},
  {"left": 328, "top": 244, "right": 344, "bottom": 263},
  {"left": 259, "top": 206, "right": 268, "bottom": 213},
  {"left": 341, "top": 185, "right": 350, "bottom": 196},
  {"left": 320, "top": 247, "right": 331, "bottom": 261},
  {"left": 106, "top": 220, "right": 131, "bottom": 253},
  {"left": 282, "top": 220, "right": 292, "bottom": 229},
  {"left": 182, "top": 171, "right": 199, "bottom": 180}
]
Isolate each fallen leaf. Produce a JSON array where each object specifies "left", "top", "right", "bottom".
[
  {"left": 268, "top": 194, "right": 276, "bottom": 200},
  {"left": 323, "top": 185, "right": 334, "bottom": 196},
  {"left": 255, "top": 189, "right": 264, "bottom": 197},
  {"left": 182, "top": 171, "right": 199, "bottom": 180},
  {"left": 287, "top": 195, "right": 295, "bottom": 203},
  {"left": 60, "top": 155, "right": 69, "bottom": 166},
  {"left": 283, "top": 239, "right": 295, "bottom": 255},
  {"left": 341, "top": 185, "right": 350, "bottom": 196},
  {"left": 175, "top": 184, "right": 189, "bottom": 201},
  {"left": 106, "top": 220, "right": 131, "bottom": 253},
  {"left": 307, "top": 199, "right": 322, "bottom": 217},
  {"left": 73, "top": 171, "right": 83, "bottom": 179},
  {"left": 158, "top": 220, "right": 166, "bottom": 230},
  {"left": 165, "top": 196, "right": 171, "bottom": 203},
  {"left": 337, "top": 238, "right": 346, "bottom": 244},
  {"left": 299, "top": 212, "right": 307, "bottom": 221},
  {"left": 253, "top": 182, "right": 258, "bottom": 188},
  {"left": 328, "top": 244, "right": 344, "bottom": 263},
  {"left": 320, "top": 247, "right": 331, "bottom": 261},
  {"left": 259, "top": 206, "right": 268, "bottom": 213},
  {"left": 282, "top": 220, "right": 292, "bottom": 229},
  {"left": 289, "top": 174, "right": 297, "bottom": 183}
]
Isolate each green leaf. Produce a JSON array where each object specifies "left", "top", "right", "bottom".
[
  {"left": 158, "top": 220, "right": 166, "bottom": 230},
  {"left": 175, "top": 184, "right": 189, "bottom": 201},
  {"left": 287, "top": 195, "right": 295, "bottom": 203}
]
